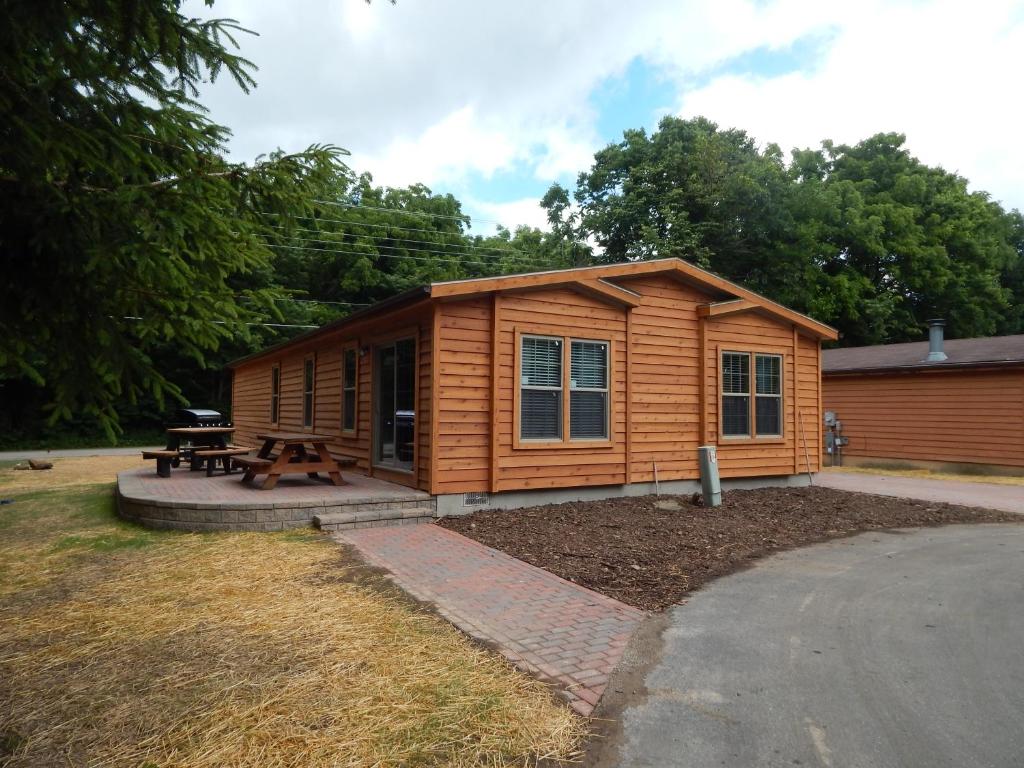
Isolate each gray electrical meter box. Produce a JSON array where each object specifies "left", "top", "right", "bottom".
[{"left": 698, "top": 445, "right": 722, "bottom": 507}]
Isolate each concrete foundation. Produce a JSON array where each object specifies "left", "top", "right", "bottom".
[{"left": 434, "top": 473, "right": 814, "bottom": 517}]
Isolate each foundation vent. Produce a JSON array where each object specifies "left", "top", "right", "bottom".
[{"left": 463, "top": 492, "right": 490, "bottom": 507}]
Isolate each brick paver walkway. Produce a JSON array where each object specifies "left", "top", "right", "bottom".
[{"left": 338, "top": 524, "right": 647, "bottom": 715}]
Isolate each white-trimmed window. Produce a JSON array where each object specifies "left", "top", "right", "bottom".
[
  {"left": 570, "top": 340, "right": 609, "bottom": 440},
  {"left": 520, "top": 335, "right": 562, "bottom": 440},
  {"left": 342, "top": 347, "right": 357, "bottom": 433},
  {"left": 302, "top": 357, "right": 315, "bottom": 429},
  {"left": 270, "top": 364, "right": 280, "bottom": 424},
  {"left": 721, "top": 351, "right": 783, "bottom": 438},
  {"left": 755, "top": 354, "right": 782, "bottom": 436},
  {"left": 721, "top": 352, "right": 751, "bottom": 437}
]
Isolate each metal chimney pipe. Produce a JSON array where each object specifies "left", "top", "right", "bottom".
[{"left": 925, "top": 319, "right": 947, "bottom": 362}]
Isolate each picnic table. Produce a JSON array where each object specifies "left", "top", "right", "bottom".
[
  {"left": 141, "top": 426, "right": 250, "bottom": 477},
  {"left": 232, "top": 432, "right": 349, "bottom": 490},
  {"left": 165, "top": 426, "right": 237, "bottom": 469}
]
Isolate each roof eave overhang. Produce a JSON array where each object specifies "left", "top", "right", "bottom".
[
  {"left": 823, "top": 359, "right": 1024, "bottom": 376},
  {"left": 226, "top": 286, "right": 431, "bottom": 369}
]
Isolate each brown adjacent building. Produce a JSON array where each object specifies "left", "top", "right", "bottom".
[{"left": 822, "top": 322, "right": 1024, "bottom": 471}]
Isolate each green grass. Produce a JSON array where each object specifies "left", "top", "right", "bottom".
[
  {"left": 857, "top": 460, "right": 920, "bottom": 472},
  {"left": 0, "top": 484, "right": 167, "bottom": 554}
]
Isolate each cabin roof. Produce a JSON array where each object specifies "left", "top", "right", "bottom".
[
  {"left": 823, "top": 334, "right": 1024, "bottom": 374},
  {"left": 228, "top": 258, "right": 838, "bottom": 368},
  {"left": 429, "top": 258, "right": 838, "bottom": 339}
]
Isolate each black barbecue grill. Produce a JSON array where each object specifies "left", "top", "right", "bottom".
[{"left": 166, "top": 408, "right": 232, "bottom": 429}]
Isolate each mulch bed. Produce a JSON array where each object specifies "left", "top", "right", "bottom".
[{"left": 439, "top": 486, "right": 1021, "bottom": 612}]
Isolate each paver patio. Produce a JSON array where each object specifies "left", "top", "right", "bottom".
[{"left": 338, "top": 523, "right": 647, "bottom": 715}]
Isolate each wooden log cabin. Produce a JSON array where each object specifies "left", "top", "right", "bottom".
[
  {"left": 229, "top": 259, "right": 838, "bottom": 513},
  {"left": 823, "top": 324, "right": 1024, "bottom": 472}
]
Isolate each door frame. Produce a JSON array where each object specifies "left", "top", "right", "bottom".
[{"left": 368, "top": 326, "right": 419, "bottom": 487}]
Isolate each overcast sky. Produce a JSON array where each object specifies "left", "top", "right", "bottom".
[{"left": 185, "top": 0, "right": 1024, "bottom": 233}]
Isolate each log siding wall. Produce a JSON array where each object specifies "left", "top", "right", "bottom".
[
  {"left": 230, "top": 272, "right": 826, "bottom": 497},
  {"left": 823, "top": 367, "right": 1024, "bottom": 468},
  {"left": 431, "top": 274, "right": 822, "bottom": 495},
  {"left": 231, "top": 304, "right": 433, "bottom": 491}
]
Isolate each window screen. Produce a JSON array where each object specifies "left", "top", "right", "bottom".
[
  {"left": 721, "top": 352, "right": 750, "bottom": 436},
  {"left": 342, "top": 348, "right": 357, "bottom": 432},
  {"left": 521, "top": 336, "right": 562, "bottom": 387},
  {"left": 520, "top": 336, "right": 562, "bottom": 440},
  {"left": 570, "top": 340, "right": 608, "bottom": 439},
  {"left": 754, "top": 354, "right": 782, "bottom": 435},
  {"left": 270, "top": 366, "right": 280, "bottom": 424},
  {"left": 303, "top": 358, "right": 315, "bottom": 428}
]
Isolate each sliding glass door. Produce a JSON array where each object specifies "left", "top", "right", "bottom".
[{"left": 374, "top": 338, "right": 416, "bottom": 472}]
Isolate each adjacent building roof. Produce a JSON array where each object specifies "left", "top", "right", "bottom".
[{"left": 823, "top": 334, "right": 1024, "bottom": 374}]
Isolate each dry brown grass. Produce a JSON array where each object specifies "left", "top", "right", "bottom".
[
  {"left": 0, "top": 482, "right": 583, "bottom": 767},
  {"left": 0, "top": 454, "right": 148, "bottom": 491}
]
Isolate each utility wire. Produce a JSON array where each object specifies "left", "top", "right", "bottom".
[
  {"left": 263, "top": 242, "right": 557, "bottom": 270},
  {"left": 257, "top": 232, "right": 554, "bottom": 267},
  {"left": 122, "top": 316, "right": 319, "bottom": 329},
  {"left": 266, "top": 222, "right": 540, "bottom": 258},
  {"left": 264, "top": 240, "right": 558, "bottom": 271},
  {"left": 124, "top": 286, "right": 371, "bottom": 310},
  {"left": 312, "top": 198, "right": 503, "bottom": 227}
]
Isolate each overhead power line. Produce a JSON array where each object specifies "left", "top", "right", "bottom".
[
  {"left": 262, "top": 242, "right": 557, "bottom": 271},
  {"left": 311, "top": 198, "right": 505, "bottom": 227},
  {"left": 257, "top": 232, "right": 551, "bottom": 267},
  {"left": 266, "top": 222, "right": 539, "bottom": 259},
  {"left": 122, "top": 316, "right": 319, "bottom": 329}
]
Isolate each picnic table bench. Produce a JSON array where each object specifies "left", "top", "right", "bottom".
[
  {"left": 141, "top": 450, "right": 178, "bottom": 478},
  {"left": 239, "top": 432, "right": 352, "bottom": 490},
  {"left": 192, "top": 446, "right": 253, "bottom": 476},
  {"left": 142, "top": 426, "right": 241, "bottom": 476}
]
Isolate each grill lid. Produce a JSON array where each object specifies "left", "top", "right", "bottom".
[
  {"left": 177, "top": 408, "right": 222, "bottom": 419},
  {"left": 169, "top": 408, "right": 230, "bottom": 427}
]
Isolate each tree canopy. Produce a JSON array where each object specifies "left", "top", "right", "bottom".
[
  {"left": 545, "top": 116, "right": 1023, "bottom": 346},
  {"left": 0, "top": 0, "right": 349, "bottom": 437},
  {"left": 3, "top": 5, "right": 1021, "bottom": 443}
]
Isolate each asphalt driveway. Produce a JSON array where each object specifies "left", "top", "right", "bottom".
[{"left": 593, "top": 524, "right": 1024, "bottom": 768}]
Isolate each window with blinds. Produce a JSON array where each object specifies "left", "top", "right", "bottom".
[
  {"left": 270, "top": 365, "right": 280, "bottom": 424},
  {"left": 520, "top": 336, "right": 562, "bottom": 439},
  {"left": 570, "top": 340, "right": 608, "bottom": 439},
  {"left": 755, "top": 353, "right": 782, "bottom": 435},
  {"left": 721, "top": 352, "right": 750, "bottom": 436},
  {"left": 342, "top": 348, "right": 357, "bottom": 432},
  {"left": 721, "top": 351, "right": 783, "bottom": 438},
  {"left": 303, "top": 357, "right": 315, "bottom": 429}
]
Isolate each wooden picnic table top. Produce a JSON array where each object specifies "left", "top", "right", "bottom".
[
  {"left": 256, "top": 432, "right": 335, "bottom": 444},
  {"left": 166, "top": 426, "right": 236, "bottom": 435}
]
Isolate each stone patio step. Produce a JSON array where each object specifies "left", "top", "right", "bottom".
[{"left": 314, "top": 506, "right": 435, "bottom": 531}]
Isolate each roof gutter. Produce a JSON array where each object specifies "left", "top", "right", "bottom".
[{"left": 823, "top": 359, "right": 1024, "bottom": 376}]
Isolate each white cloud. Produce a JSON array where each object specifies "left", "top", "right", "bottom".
[
  {"left": 465, "top": 196, "right": 551, "bottom": 234},
  {"left": 677, "top": 0, "right": 1024, "bottom": 210},
  {"left": 186, "top": 0, "right": 1023, "bottom": 222}
]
